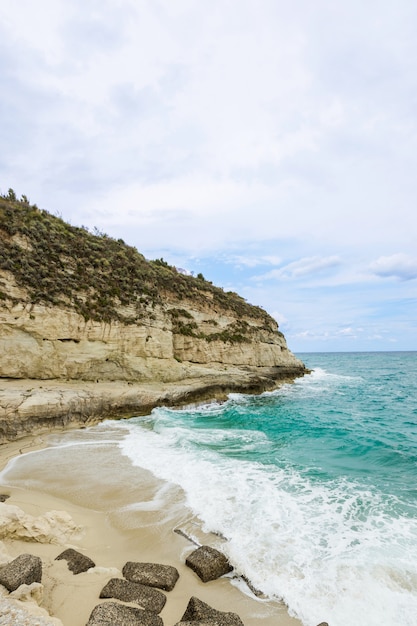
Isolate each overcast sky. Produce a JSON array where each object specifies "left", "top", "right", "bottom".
[{"left": 1, "top": 0, "right": 416, "bottom": 352}]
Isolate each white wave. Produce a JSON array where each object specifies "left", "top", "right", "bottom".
[{"left": 118, "top": 421, "right": 417, "bottom": 626}]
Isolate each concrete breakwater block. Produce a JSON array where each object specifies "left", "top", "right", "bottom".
[
  {"left": 55, "top": 548, "right": 95, "bottom": 574},
  {"left": 185, "top": 545, "right": 233, "bottom": 582},
  {"left": 122, "top": 561, "right": 179, "bottom": 591},
  {"left": 0, "top": 553, "right": 42, "bottom": 592},
  {"left": 99, "top": 577, "right": 167, "bottom": 613},
  {"left": 86, "top": 601, "right": 163, "bottom": 626},
  {"left": 178, "top": 596, "right": 244, "bottom": 626}
]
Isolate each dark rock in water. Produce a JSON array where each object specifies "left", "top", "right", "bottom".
[
  {"left": 185, "top": 546, "right": 233, "bottom": 582},
  {"left": 179, "top": 596, "right": 244, "bottom": 626},
  {"left": 316, "top": 623, "right": 329, "bottom": 626},
  {"left": 0, "top": 553, "right": 42, "bottom": 591},
  {"left": 0, "top": 494, "right": 10, "bottom": 502},
  {"left": 122, "top": 561, "right": 179, "bottom": 591},
  {"left": 55, "top": 548, "right": 95, "bottom": 574},
  {"left": 87, "top": 602, "right": 163, "bottom": 626},
  {"left": 99, "top": 577, "right": 166, "bottom": 613}
]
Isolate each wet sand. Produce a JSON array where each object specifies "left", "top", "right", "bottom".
[{"left": 0, "top": 430, "right": 302, "bottom": 626}]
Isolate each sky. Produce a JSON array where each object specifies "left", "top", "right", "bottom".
[{"left": 0, "top": 0, "right": 416, "bottom": 353}]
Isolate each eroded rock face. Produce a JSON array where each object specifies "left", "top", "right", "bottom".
[
  {"left": 0, "top": 248, "right": 306, "bottom": 443},
  {"left": 0, "top": 296, "right": 303, "bottom": 382},
  {"left": 0, "top": 504, "right": 79, "bottom": 544}
]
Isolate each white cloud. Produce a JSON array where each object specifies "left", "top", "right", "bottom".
[
  {"left": 255, "top": 256, "right": 342, "bottom": 281},
  {"left": 271, "top": 311, "right": 289, "bottom": 328},
  {"left": 370, "top": 253, "right": 417, "bottom": 280},
  {"left": 224, "top": 254, "right": 283, "bottom": 268},
  {"left": 1, "top": 0, "right": 417, "bottom": 350}
]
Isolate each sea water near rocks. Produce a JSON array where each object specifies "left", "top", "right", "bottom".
[{"left": 1, "top": 352, "right": 417, "bottom": 626}]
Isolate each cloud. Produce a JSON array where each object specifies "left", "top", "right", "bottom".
[
  {"left": 255, "top": 255, "right": 342, "bottom": 281},
  {"left": 1, "top": 0, "right": 417, "bottom": 350},
  {"left": 271, "top": 311, "right": 289, "bottom": 328},
  {"left": 336, "top": 327, "right": 365, "bottom": 339},
  {"left": 224, "top": 254, "right": 283, "bottom": 268},
  {"left": 370, "top": 254, "right": 417, "bottom": 280}
]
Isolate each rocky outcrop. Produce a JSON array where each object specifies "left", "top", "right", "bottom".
[
  {"left": 0, "top": 503, "right": 79, "bottom": 543},
  {"left": 0, "top": 276, "right": 306, "bottom": 443},
  {"left": 0, "top": 279, "right": 303, "bottom": 382},
  {"left": 0, "top": 368, "right": 303, "bottom": 443},
  {"left": 0, "top": 196, "right": 307, "bottom": 442}
]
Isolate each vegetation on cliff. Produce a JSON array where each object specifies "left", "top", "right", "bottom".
[{"left": 0, "top": 190, "right": 277, "bottom": 339}]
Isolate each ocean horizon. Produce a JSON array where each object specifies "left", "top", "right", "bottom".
[{"left": 1, "top": 351, "right": 416, "bottom": 626}]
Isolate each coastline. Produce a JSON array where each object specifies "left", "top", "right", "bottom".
[
  {"left": 0, "top": 428, "right": 303, "bottom": 626},
  {"left": 0, "top": 366, "right": 307, "bottom": 443}
]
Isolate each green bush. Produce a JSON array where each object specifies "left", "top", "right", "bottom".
[{"left": 0, "top": 194, "right": 276, "bottom": 331}]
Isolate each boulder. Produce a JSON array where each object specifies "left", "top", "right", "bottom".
[
  {"left": 0, "top": 494, "right": 10, "bottom": 502},
  {"left": 87, "top": 602, "right": 163, "bottom": 626},
  {"left": 185, "top": 546, "right": 233, "bottom": 582},
  {"left": 179, "top": 596, "right": 244, "bottom": 626},
  {"left": 176, "top": 623, "right": 237, "bottom": 626},
  {"left": 122, "top": 562, "right": 179, "bottom": 591},
  {"left": 55, "top": 548, "right": 95, "bottom": 574},
  {"left": 99, "top": 578, "right": 166, "bottom": 613},
  {"left": 0, "top": 553, "right": 42, "bottom": 591}
]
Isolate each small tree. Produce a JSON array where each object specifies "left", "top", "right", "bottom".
[{"left": 7, "top": 188, "right": 17, "bottom": 201}]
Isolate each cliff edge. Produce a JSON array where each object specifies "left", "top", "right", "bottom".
[{"left": 0, "top": 192, "right": 306, "bottom": 441}]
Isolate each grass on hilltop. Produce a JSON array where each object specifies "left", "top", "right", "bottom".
[{"left": 0, "top": 190, "right": 276, "bottom": 342}]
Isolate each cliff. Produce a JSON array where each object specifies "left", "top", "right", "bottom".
[{"left": 0, "top": 192, "right": 306, "bottom": 441}]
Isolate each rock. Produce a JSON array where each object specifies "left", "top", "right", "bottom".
[
  {"left": 99, "top": 578, "right": 166, "bottom": 613},
  {"left": 0, "top": 201, "right": 307, "bottom": 443},
  {"left": 185, "top": 546, "right": 233, "bottom": 582},
  {"left": 176, "top": 622, "right": 235, "bottom": 626},
  {"left": 0, "top": 297, "right": 304, "bottom": 382},
  {"left": 179, "top": 596, "right": 244, "bottom": 626},
  {"left": 0, "top": 494, "right": 10, "bottom": 502},
  {"left": 316, "top": 623, "right": 329, "bottom": 626},
  {"left": 0, "top": 594, "right": 63, "bottom": 625},
  {"left": 122, "top": 562, "right": 179, "bottom": 591},
  {"left": 0, "top": 553, "right": 42, "bottom": 591},
  {"left": 86, "top": 602, "right": 163, "bottom": 626},
  {"left": 55, "top": 548, "right": 95, "bottom": 574},
  {"left": 0, "top": 503, "right": 79, "bottom": 543}
]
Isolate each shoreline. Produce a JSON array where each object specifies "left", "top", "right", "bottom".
[
  {"left": 0, "top": 366, "right": 307, "bottom": 443},
  {"left": 0, "top": 428, "right": 303, "bottom": 626}
]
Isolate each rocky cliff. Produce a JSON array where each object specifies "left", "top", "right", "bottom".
[{"left": 0, "top": 193, "right": 306, "bottom": 441}]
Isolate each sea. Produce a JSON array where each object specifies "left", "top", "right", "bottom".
[{"left": 2, "top": 351, "right": 417, "bottom": 626}]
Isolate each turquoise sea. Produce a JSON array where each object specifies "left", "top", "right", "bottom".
[{"left": 2, "top": 352, "right": 417, "bottom": 625}]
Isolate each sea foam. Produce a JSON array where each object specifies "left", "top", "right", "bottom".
[{"left": 116, "top": 354, "right": 417, "bottom": 626}]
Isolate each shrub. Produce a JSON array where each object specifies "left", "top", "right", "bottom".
[{"left": 0, "top": 194, "right": 276, "bottom": 331}]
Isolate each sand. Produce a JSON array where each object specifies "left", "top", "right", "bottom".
[{"left": 0, "top": 431, "right": 303, "bottom": 626}]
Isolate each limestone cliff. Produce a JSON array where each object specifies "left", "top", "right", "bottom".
[{"left": 0, "top": 193, "right": 306, "bottom": 440}]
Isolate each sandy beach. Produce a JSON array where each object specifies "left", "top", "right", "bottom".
[{"left": 0, "top": 429, "right": 302, "bottom": 626}]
